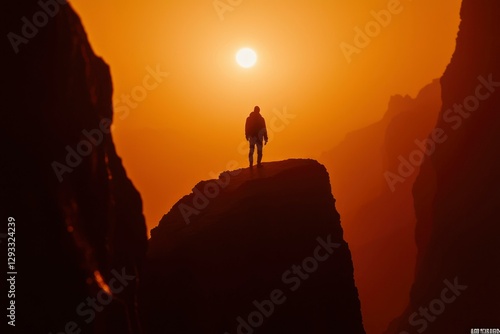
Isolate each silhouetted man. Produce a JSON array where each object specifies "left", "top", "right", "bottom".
[{"left": 245, "top": 106, "right": 268, "bottom": 168}]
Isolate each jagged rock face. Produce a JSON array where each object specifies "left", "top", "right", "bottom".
[
  {"left": 3, "top": 2, "right": 147, "bottom": 333},
  {"left": 142, "top": 159, "right": 365, "bottom": 334},
  {"left": 387, "top": 1, "right": 500, "bottom": 333},
  {"left": 320, "top": 80, "right": 442, "bottom": 334},
  {"left": 322, "top": 80, "right": 441, "bottom": 218}
]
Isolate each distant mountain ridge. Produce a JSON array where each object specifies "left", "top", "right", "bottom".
[
  {"left": 387, "top": 0, "right": 500, "bottom": 332},
  {"left": 320, "top": 79, "right": 443, "bottom": 333}
]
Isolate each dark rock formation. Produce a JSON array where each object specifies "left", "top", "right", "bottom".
[
  {"left": 2, "top": 2, "right": 147, "bottom": 333},
  {"left": 320, "top": 80, "right": 442, "bottom": 334},
  {"left": 387, "top": 0, "right": 500, "bottom": 333},
  {"left": 142, "top": 159, "right": 365, "bottom": 334}
]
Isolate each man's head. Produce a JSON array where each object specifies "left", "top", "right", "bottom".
[{"left": 254, "top": 106, "right": 260, "bottom": 113}]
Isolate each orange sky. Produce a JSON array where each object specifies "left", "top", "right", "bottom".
[{"left": 70, "top": 0, "right": 461, "bottom": 232}]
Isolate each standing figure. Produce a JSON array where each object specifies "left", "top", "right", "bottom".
[{"left": 245, "top": 106, "right": 268, "bottom": 168}]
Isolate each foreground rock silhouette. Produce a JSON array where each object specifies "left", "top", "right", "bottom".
[
  {"left": 142, "top": 159, "right": 365, "bottom": 334},
  {"left": 3, "top": 3, "right": 147, "bottom": 333}
]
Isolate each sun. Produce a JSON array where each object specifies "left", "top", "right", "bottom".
[{"left": 236, "top": 48, "right": 258, "bottom": 68}]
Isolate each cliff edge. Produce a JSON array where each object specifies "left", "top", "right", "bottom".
[{"left": 142, "top": 159, "right": 365, "bottom": 334}]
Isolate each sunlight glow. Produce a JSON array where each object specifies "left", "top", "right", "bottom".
[{"left": 236, "top": 48, "right": 258, "bottom": 68}]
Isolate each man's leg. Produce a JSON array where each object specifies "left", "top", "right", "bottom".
[
  {"left": 249, "top": 138, "right": 256, "bottom": 167},
  {"left": 256, "top": 140, "right": 263, "bottom": 165}
]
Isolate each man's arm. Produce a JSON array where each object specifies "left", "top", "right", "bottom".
[
  {"left": 262, "top": 119, "right": 268, "bottom": 144},
  {"left": 245, "top": 118, "right": 249, "bottom": 140}
]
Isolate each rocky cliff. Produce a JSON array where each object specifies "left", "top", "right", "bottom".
[
  {"left": 2, "top": 2, "right": 147, "bottom": 333},
  {"left": 142, "top": 159, "right": 365, "bottom": 334},
  {"left": 320, "top": 80, "right": 442, "bottom": 333},
  {"left": 387, "top": 0, "right": 500, "bottom": 333}
]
